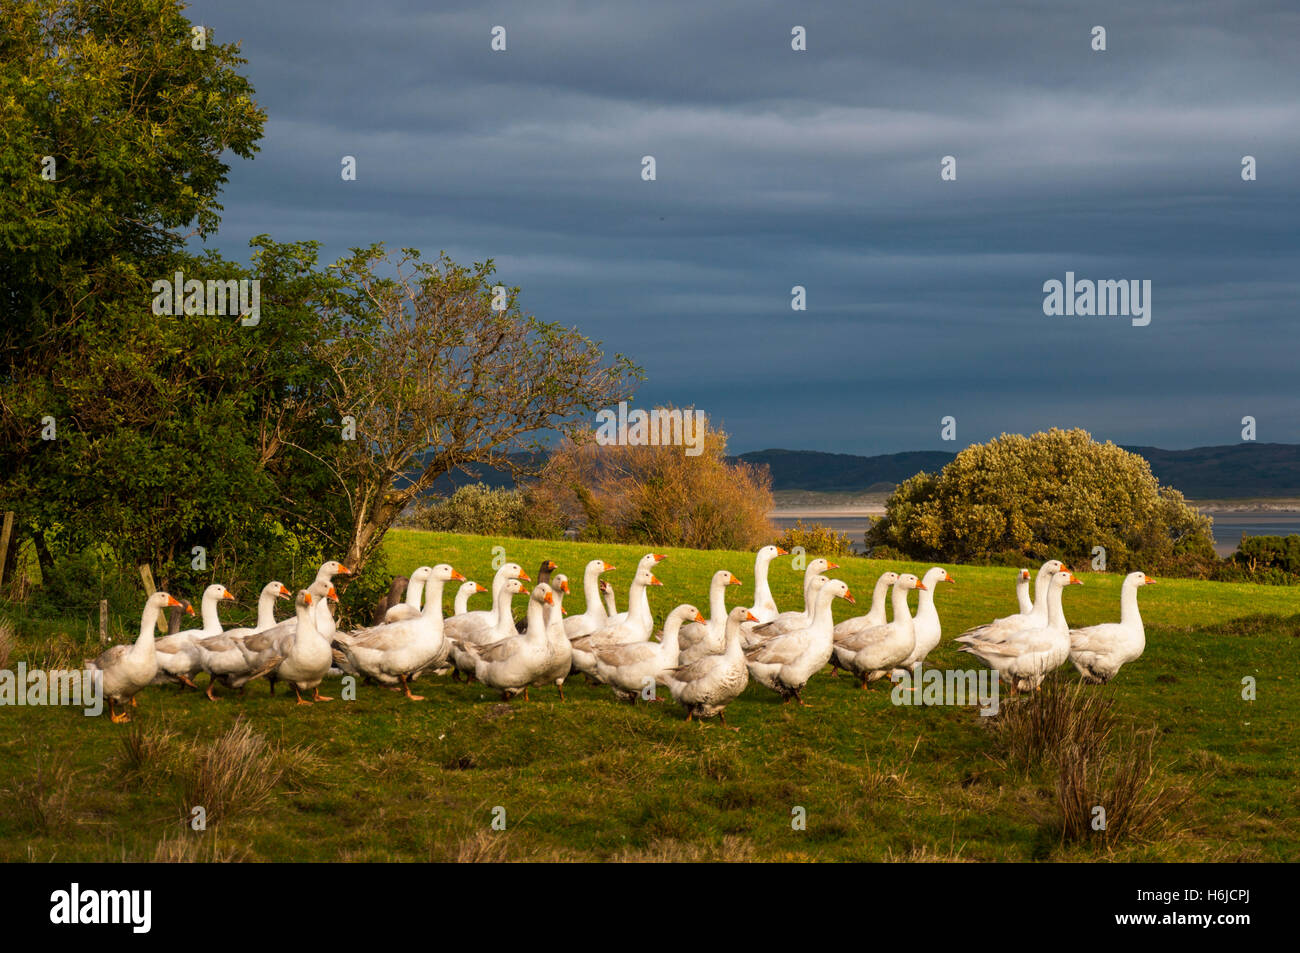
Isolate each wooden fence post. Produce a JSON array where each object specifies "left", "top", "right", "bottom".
[
  {"left": 138, "top": 563, "right": 167, "bottom": 633},
  {"left": 0, "top": 511, "right": 14, "bottom": 588},
  {"left": 99, "top": 599, "right": 108, "bottom": 642}
]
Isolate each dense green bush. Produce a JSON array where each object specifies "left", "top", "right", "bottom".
[
  {"left": 410, "top": 484, "right": 564, "bottom": 540},
  {"left": 1212, "top": 534, "right": 1300, "bottom": 585},
  {"left": 865, "top": 429, "right": 1217, "bottom": 576}
]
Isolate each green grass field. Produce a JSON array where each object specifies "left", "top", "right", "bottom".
[{"left": 2, "top": 529, "right": 1296, "bottom": 861}]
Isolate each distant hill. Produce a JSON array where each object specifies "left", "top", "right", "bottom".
[
  {"left": 412, "top": 443, "right": 1300, "bottom": 501},
  {"left": 736, "top": 443, "right": 1300, "bottom": 500}
]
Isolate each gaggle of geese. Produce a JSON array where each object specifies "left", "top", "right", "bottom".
[{"left": 83, "top": 547, "right": 1154, "bottom": 727}]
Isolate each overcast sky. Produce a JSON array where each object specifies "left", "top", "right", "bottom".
[{"left": 195, "top": 0, "right": 1300, "bottom": 455}]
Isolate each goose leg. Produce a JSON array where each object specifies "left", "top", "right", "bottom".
[
  {"left": 556, "top": 683, "right": 566, "bottom": 702},
  {"left": 294, "top": 686, "right": 312, "bottom": 706},
  {"left": 313, "top": 687, "right": 334, "bottom": 702},
  {"left": 178, "top": 674, "right": 199, "bottom": 690},
  {"left": 719, "top": 711, "right": 740, "bottom": 732},
  {"left": 109, "top": 699, "right": 129, "bottom": 723},
  {"left": 399, "top": 676, "right": 424, "bottom": 702},
  {"left": 205, "top": 680, "right": 219, "bottom": 701}
]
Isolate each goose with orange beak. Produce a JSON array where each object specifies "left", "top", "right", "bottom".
[
  {"left": 564, "top": 559, "right": 617, "bottom": 639},
  {"left": 86, "top": 591, "right": 183, "bottom": 722},
  {"left": 152, "top": 584, "right": 233, "bottom": 689},
  {"left": 665, "top": 606, "right": 759, "bottom": 730},
  {"left": 334, "top": 565, "right": 464, "bottom": 700},
  {"left": 678, "top": 568, "right": 743, "bottom": 664},
  {"left": 570, "top": 567, "right": 664, "bottom": 678},
  {"left": 1069, "top": 571, "right": 1155, "bottom": 684},
  {"left": 239, "top": 579, "right": 335, "bottom": 701},
  {"left": 594, "top": 603, "right": 707, "bottom": 702},
  {"left": 959, "top": 570, "right": 1081, "bottom": 693},
  {"left": 747, "top": 545, "right": 788, "bottom": 624},
  {"left": 745, "top": 578, "right": 855, "bottom": 705},
  {"left": 463, "top": 583, "right": 557, "bottom": 701}
]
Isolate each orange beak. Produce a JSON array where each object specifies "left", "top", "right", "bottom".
[
  {"left": 327, "top": 585, "right": 339, "bottom": 602},
  {"left": 915, "top": 582, "right": 928, "bottom": 591},
  {"left": 304, "top": 593, "right": 313, "bottom": 606},
  {"left": 544, "top": 591, "right": 554, "bottom": 605},
  {"left": 1144, "top": 576, "right": 1156, "bottom": 585},
  {"left": 648, "top": 574, "right": 663, "bottom": 587},
  {"left": 1069, "top": 574, "right": 1083, "bottom": 585},
  {"left": 745, "top": 611, "right": 759, "bottom": 622},
  {"left": 517, "top": 570, "right": 532, "bottom": 582},
  {"left": 728, "top": 574, "right": 742, "bottom": 586},
  {"left": 827, "top": 562, "right": 840, "bottom": 570},
  {"left": 776, "top": 547, "right": 789, "bottom": 556},
  {"left": 842, "top": 589, "right": 856, "bottom": 604},
  {"left": 561, "top": 607, "right": 568, "bottom": 615},
  {"left": 945, "top": 573, "right": 955, "bottom": 584},
  {"left": 222, "top": 588, "right": 236, "bottom": 601},
  {"left": 165, "top": 594, "right": 182, "bottom": 608},
  {"left": 451, "top": 570, "right": 466, "bottom": 582},
  {"left": 476, "top": 583, "right": 488, "bottom": 593},
  {"left": 653, "top": 554, "right": 666, "bottom": 562},
  {"left": 602, "top": 562, "right": 616, "bottom": 571},
  {"left": 337, "top": 564, "right": 352, "bottom": 575},
  {"left": 278, "top": 584, "right": 292, "bottom": 597},
  {"left": 561, "top": 580, "right": 570, "bottom": 594},
  {"left": 694, "top": 611, "right": 707, "bottom": 625}
]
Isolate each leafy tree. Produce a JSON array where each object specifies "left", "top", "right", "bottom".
[
  {"left": 532, "top": 413, "right": 775, "bottom": 550},
  {"left": 1, "top": 0, "right": 266, "bottom": 585},
  {"left": 293, "top": 246, "right": 642, "bottom": 571},
  {"left": 866, "top": 428, "right": 1216, "bottom": 574}
]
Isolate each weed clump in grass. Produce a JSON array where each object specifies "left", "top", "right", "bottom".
[
  {"left": 0, "top": 621, "right": 14, "bottom": 670},
  {"left": 178, "top": 716, "right": 318, "bottom": 827},
  {"left": 3, "top": 751, "right": 77, "bottom": 834},
  {"left": 993, "top": 675, "right": 1197, "bottom": 851}
]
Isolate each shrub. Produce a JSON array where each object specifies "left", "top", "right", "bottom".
[
  {"left": 529, "top": 410, "right": 774, "bottom": 550},
  {"left": 1215, "top": 534, "right": 1300, "bottom": 584},
  {"left": 866, "top": 428, "right": 1217, "bottom": 575},
  {"left": 776, "top": 520, "right": 856, "bottom": 559},
  {"left": 410, "top": 483, "right": 564, "bottom": 540}
]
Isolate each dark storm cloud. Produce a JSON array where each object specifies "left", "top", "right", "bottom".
[{"left": 198, "top": 0, "right": 1300, "bottom": 453}]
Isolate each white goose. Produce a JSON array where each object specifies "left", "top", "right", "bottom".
[
  {"left": 607, "top": 553, "right": 666, "bottom": 626},
  {"left": 563, "top": 559, "right": 616, "bottom": 640},
  {"left": 831, "top": 570, "right": 898, "bottom": 673},
  {"left": 744, "top": 578, "right": 855, "bottom": 704},
  {"left": 334, "top": 564, "right": 463, "bottom": 699},
  {"left": 954, "top": 559, "right": 1067, "bottom": 647},
  {"left": 447, "top": 577, "right": 527, "bottom": 680},
  {"left": 1069, "top": 571, "right": 1154, "bottom": 683},
  {"left": 465, "top": 583, "right": 556, "bottom": 700},
  {"left": 677, "top": 568, "right": 742, "bottom": 664},
  {"left": 1015, "top": 568, "right": 1034, "bottom": 615},
  {"left": 152, "top": 584, "right": 232, "bottom": 688},
  {"left": 743, "top": 558, "right": 838, "bottom": 647},
  {"left": 893, "top": 566, "right": 954, "bottom": 678},
  {"left": 453, "top": 580, "right": 488, "bottom": 615},
  {"left": 85, "top": 591, "right": 182, "bottom": 722},
  {"left": 599, "top": 579, "right": 618, "bottom": 617},
  {"left": 664, "top": 606, "right": 756, "bottom": 730},
  {"left": 195, "top": 581, "right": 292, "bottom": 700},
  {"left": 747, "top": 544, "right": 788, "bottom": 623},
  {"left": 959, "top": 570, "right": 1080, "bottom": 692},
  {"left": 838, "top": 573, "right": 923, "bottom": 687},
  {"left": 570, "top": 567, "right": 664, "bottom": 678},
  {"left": 531, "top": 574, "right": 573, "bottom": 700},
  {"left": 594, "top": 604, "right": 706, "bottom": 702},
  {"left": 240, "top": 579, "right": 336, "bottom": 698},
  {"left": 444, "top": 562, "right": 530, "bottom": 645},
  {"left": 382, "top": 565, "right": 434, "bottom": 623}
]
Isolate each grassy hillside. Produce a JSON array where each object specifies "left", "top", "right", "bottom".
[{"left": 1, "top": 529, "right": 1296, "bottom": 862}]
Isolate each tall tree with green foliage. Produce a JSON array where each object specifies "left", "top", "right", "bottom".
[{"left": 867, "top": 428, "right": 1216, "bottom": 574}]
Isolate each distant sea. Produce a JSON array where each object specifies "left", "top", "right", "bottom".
[{"left": 770, "top": 509, "right": 1300, "bottom": 557}]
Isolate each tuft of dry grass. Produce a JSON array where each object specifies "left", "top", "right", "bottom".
[
  {"left": 1056, "top": 727, "right": 1196, "bottom": 849},
  {"left": 117, "top": 722, "right": 180, "bottom": 783},
  {"left": 610, "top": 835, "right": 756, "bottom": 863},
  {"left": 179, "top": 715, "right": 318, "bottom": 827},
  {"left": 993, "top": 676, "right": 1116, "bottom": 772},
  {"left": 0, "top": 620, "right": 14, "bottom": 670},
  {"left": 3, "top": 751, "right": 78, "bottom": 834},
  {"left": 151, "top": 832, "right": 249, "bottom": 863}
]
